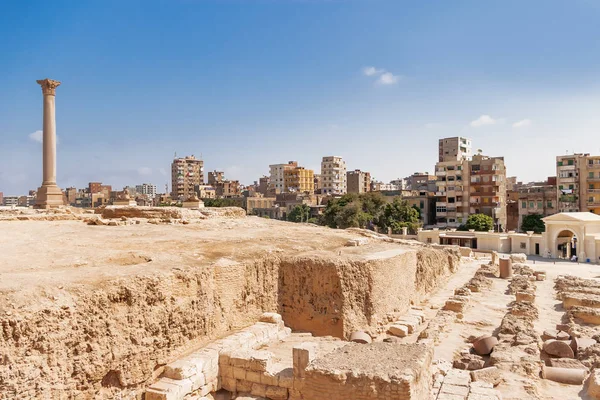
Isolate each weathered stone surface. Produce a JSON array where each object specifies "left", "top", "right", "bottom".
[
  {"left": 557, "top": 331, "right": 570, "bottom": 341},
  {"left": 549, "top": 358, "right": 588, "bottom": 370},
  {"left": 453, "top": 354, "right": 485, "bottom": 370},
  {"left": 587, "top": 370, "right": 600, "bottom": 399},
  {"left": 541, "top": 329, "right": 558, "bottom": 341},
  {"left": 543, "top": 339, "right": 575, "bottom": 358},
  {"left": 388, "top": 324, "right": 409, "bottom": 337},
  {"left": 470, "top": 367, "right": 502, "bottom": 386},
  {"left": 515, "top": 291, "right": 535, "bottom": 303}
]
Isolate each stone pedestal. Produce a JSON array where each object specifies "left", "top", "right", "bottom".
[
  {"left": 182, "top": 198, "right": 205, "bottom": 209},
  {"left": 113, "top": 199, "right": 137, "bottom": 206},
  {"left": 34, "top": 78, "right": 64, "bottom": 209}
]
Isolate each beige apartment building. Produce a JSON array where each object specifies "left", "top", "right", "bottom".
[
  {"left": 283, "top": 166, "right": 314, "bottom": 193},
  {"left": 321, "top": 156, "right": 347, "bottom": 195},
  {"left": 518, "top": 184, "right": 556, "bottom": 229},
  {"left": 469, "top": 155, "right": 507, "bottom": 231},
  {"left": 346, "top": 170, "right": 371, "bottom": 194},
  {"left": 435, "top": 158, "right": 471, "bottom": 228},
  {"left": 207, "top": 171, "right": 224, "bottom": 185},
  {"left": 171, "top": 155, "right": 204, "bottom": 200},
  {"left": 582, "top": 155, "right": 600, "bottom": 215},
  {"left": 556, "top": 154, "right": 586, "bottom": 212},
  {"left": 268, "top": 161, "right": 298, "bottom": 194},
  {"left": 439, "top": 136, "right": 472, "bottom": 162}
]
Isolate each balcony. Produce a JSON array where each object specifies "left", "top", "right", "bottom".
[
  {"left": 558, "top": 164, "right": 576, "bottom": 171},
  {"left": 589, "top": 189, "right": 600, "bottom": 193},
  {"left": 588, "top": 201, "right": 600, "bottom": 207},
  {"left": 436, "top": 171, "right": 447, "bottom": 177},
  {"left": 435, "top": 191, "right": 445, "bottom": 196},
  {"left": 436, "top": 202, "right": 447, "bottom": 207},
  {"left": 588, "top": 163, "right": 600, "bottom": 169},
  {"left": 437, "top": 211, "right": 447, "bottom": 217},
  {"left": 588, "top": 177, "right": 600, "bottom": 182}
]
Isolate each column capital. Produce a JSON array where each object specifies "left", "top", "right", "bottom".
[{"left": 36, "top": 78, "right": 61, "bottom": 96}]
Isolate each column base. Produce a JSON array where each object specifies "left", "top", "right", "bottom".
[{"left": 34, "top": 184, "right": 64, "bottom": 209}]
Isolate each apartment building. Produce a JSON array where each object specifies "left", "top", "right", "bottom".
[
  {"left": 439, "top": 137, "right": 472, "bottom": 162},
  {"left": 269, "top": 161, "right": 298, "bottom": 194},
  {"left": 314, "top": 174, "right": 322, "bottom": 193},
  {"left": 404, "top": 172, "right": 436, "bottom": 191},
  {"left": 208, "top": 171, "right": 225, "bottom": 185},
  {"left": 135, "top": 183, "right": 157, "bottom": 198},
  {"left": 581, "top": 155, "right": 600, "bottom": 214},
  {"left": 435, "top": 158, "right": 471, "bottom": 228},
  {"left": 3, "top": 196, "right": 18, "bottom": 206},
  {"left": 246, "top": 196, "right": 276, "bottom": 215},
  {"left": 215, "top": 180, "right": 241, "bottom": 198},
  {"left": 556, "top": 154, "right": 586, "bottom": 212},
  {"left": 469, "top": 155, "right": 507, "bottom": 231},
  {"left": 321, "top": 156, "right": 347, "bottom": 195},
  {"left": 258, "top": 176, "right": 270, "bottom": 196},
  {"left": 284, "top": 166, "right": 314, "bottom": 193},
  {"left": 65, "top": 187, "right": 77, "bottom": 205},
  {"left": 346, "top": 170, "right": 371, "bottom": 194},
  {"left": 518, "top": 183, "right": 556, "bottom": 229},
  {"left": 171, "top": 155, "right": 204, "bottom": 200}
]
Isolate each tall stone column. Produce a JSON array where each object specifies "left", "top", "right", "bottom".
[{"left": 34, "top": 78, "right": 64, "bottom": 209}]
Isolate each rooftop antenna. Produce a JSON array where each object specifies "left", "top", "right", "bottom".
[{"left": 174, "top": 152, "right": 177, "bottom": 159}]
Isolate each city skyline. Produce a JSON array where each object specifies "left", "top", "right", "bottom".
[{"left": 3, "top": 0, "right": 600, "bottom": 194}]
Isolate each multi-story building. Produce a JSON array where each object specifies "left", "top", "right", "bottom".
[
  {"left": 88, "top": 182, "right": 103, "bottom": 194},
  {"left": 435, "top": 158, "right": 471, "bottom": 228},
  {"left": 582, "top": 155, "right": 600, "bottom": 214},
  {"left": 3, "top": 196, "right": 19, "bottom": 206},
  {"left": 215, "top": 180, "right": 241, "bottom": 198},
  {"left": 269, "top": 161, "right": 298, "bottom": 194},
  {"left": 321, "top": 156, "right": 347, "bottom": 195},
  {"left": 556, "top": 154, "right": 586, "bottom": 212},
  {"left": 258, "top": 176, "right": 270, "bottom": 196},
  {"left": 404, "top": 172, "right": 436, "bottom": 191},
  {"left": 438, "top": 137, "right": 472, "bottom": 162},
  {"left": 518, "top": 183, "right": 557, "bottom": 229},
  {"left": 171, "top": 155, "right": 204, "bottom": 200},
  {"left": 195, "top": 184, "right": 216, "bottom": 199},
  {"left": 284, "top": 167, "right": 314, "bottom": 193},
  {"left": 245, "top": 196, "right": 276, "bottom": 215},
  {"left": 371, "top": 181, "right": 402, "bottom": 192},
  {"left": 435, "top": 149, "right": 507, "bottom": 230},
  {"left": 65, "top": 187, "right": 77, "bottom": 205},
  {"left": 313, "top": 174, "right": 322, "bottom": 193},
  {"left": 208, "top": 171, "right": 225, "bottom": 185},
  {"left": 346, "top": 170, "right": 371, "bottom": 194},
  {"left": 135, "top": 183, "right": 157, "bottom": 198},
  {"left": 469, "top": 155, "right": 507, "bottom": 231},
  {"left": 0, "top": 192, "right": 3, "bottom": 206}
]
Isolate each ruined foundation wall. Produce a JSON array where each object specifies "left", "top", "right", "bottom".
[
  {"left": 0, "top": 256, "right": 280, "bottom": 399},
  {"left": 279, "top": 247, "right": 460, "bottom": 339}
]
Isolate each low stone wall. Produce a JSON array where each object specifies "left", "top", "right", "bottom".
[{"left": 297, "top": 343, "right": 433, "bottom": 400}]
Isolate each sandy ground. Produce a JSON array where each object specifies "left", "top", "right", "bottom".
[{"left": 0, "top": 217, "right": 399, "bottom": 299}]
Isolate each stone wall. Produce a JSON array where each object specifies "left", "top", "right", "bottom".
[{"left": 278, "top": 247, "right": 459, "bottom": 339}]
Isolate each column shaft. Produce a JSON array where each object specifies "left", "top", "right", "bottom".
[{"left": 42, "top": 94, "right": 57, "bottom": 185}]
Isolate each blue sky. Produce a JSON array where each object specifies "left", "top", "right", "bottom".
[{"left": 2, "top": 0, "right": 600, "bottom": 195}]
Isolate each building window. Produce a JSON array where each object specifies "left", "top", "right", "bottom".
[
  {"left": 522, "top": 201, "right": 527, "bottom": 208},
  {"left": 559, "top": 185, "right": 563, "bottom": 190},
  {"left": 569, "top": 185, "right": 574, "bottom": 190},
  {"left": 590, "top": 172, "right": 595, "bottom": 178},
  {"left": 568, "top": 159, "right": 574, "bottom": 166},
  {"left": 547, "top": 201, "right": 553, "bottom": 208},
  {"left": 427, "top": 238, "right": 432, "bottom": 244},
  {"left": 557, "top": 161, "right": 563, "bottom": 166},
  {"left": 529, "top": 201, "right": 534, "bottom": 208},
  {"left": 538, "top": 201, "right": 543, "bottom": 209},
  {"left": 520, "top": 242, "right": 526, "bottom": 249}
]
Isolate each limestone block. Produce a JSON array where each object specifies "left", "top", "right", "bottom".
[
  {"left": 388, "top": 325, "right": 409, "bottom": 337},
  {"left": 470, "top": 381, "right": 493, "bottom": 389},
  {"left": 440, "top": 383, "right": 470, "bottom": 397},
  {"left": 260, "top": 372, "right": 279, "bottom": 386},
  {"left": 515, "top": 291, "right": 535, "bottom": 303},
  {"left": 587, "top": 370, "right": 600, "bottom": 399},
  {"left": 164, "top": 360, "right": 197, "bottom": 380},
  {"left": 277, "top": 326, "right": 292, "bottom": 340},
  {"left": 345, "top": 238, "right": 368, "bottom": 246},
  {"left": 247, "top": 351, "right": 272, "bottom": 372},
  {"left": 470, "top": 367, "right": 502, "bottom": 386},
  {"left": 221, "top": 377, "right": 237, "bottom": 392},
  {"left": 246, "top": 370, "right": 263, "bottom": 384},
  {"left": 236, "top": 379, "right": 253, "bottom": 393},
  {"left": 453, "top": 354, "right": 485, "bottom": 370},
  {"left": 444, "top": 297, "right": 469, "bottom": 313},
  {"left": 230, "top": 351, "right": 251, "bottom": 369},
  {"left": 293, "top": 343, "right": 318, "bottom": 378},
  {"left": 233, "top": 367, "right": 247, "bottom": 380},
  {"left": 408, "top": 309, "right": 426, "bottom": 323},
  {"left": 250, "top": 383, "right": 267, "bottom": 397},
  {"left": 549, "top": 358, "right": 588, "bottom": 370},
  {"left": 543, "top": 339, "right": 575, "bottom": 358},
  {"left": 437, "top": 394, "right": 466, "bottom": 400},
  {"left": 444, "top": 369, "right": 471, "bottom": 386},
  {"left": 265, "top": 385, "right": 288, "bottom": 400},
  {"left": 510, "top": 253, "right": 527, "bottom": 263},
  {"left": 145, "top": 379, "right": 182, "bottom": 400}
]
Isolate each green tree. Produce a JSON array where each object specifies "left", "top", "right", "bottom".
[
  {"left": 378, "top": 198, "right": 421, "bottom": 234},
  {"left": 334, "top": 202, "right": 372, "bottom": 229},
  {"left": 521, "top": 214, "right": 545, "bottom": 233},
  {"left": 287, "top": 204, "right": 311, "bottom": 223},
  {"left": 465, "top": 213, "right": 494, "bottom": 232}
]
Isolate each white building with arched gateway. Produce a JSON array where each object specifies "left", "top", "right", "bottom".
[
  {"left": 416, "top": 212, "right": 600, "bottom": 264},
  {"left": 542, "top": 212, "right": 600, "bottom": 262}
]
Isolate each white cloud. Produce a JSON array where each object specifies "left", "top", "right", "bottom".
[
  {"left": 470, "top": 115, "right": 497, "bottom": 128},
  {"left": 377, "top": 72, "right": 400, "bottom": 85},
  {"left": 363, "top": 66, "right": 384, "bottom": 76},
  {"left": 137, "top": 167, "right": 152, "bottom": 175},
  {"left": 28, "top": 130, "right": 43, "bottom": 143},
  {"left": 513, "top": 119, "right": 532, "bottom": 128},
  {"left": 28, "top": 130, "right": 60, "bottom": 144}
]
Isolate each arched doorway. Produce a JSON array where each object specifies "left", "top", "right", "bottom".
[{"left": 556, "top": 229, "right": 578, "bottom": 260}]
